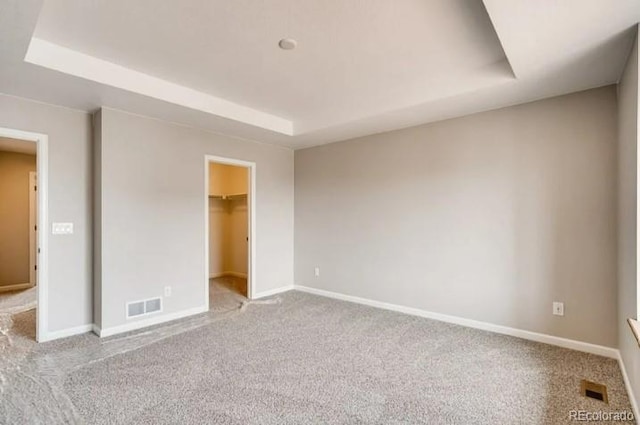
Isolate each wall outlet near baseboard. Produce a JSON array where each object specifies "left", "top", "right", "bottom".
[
  {"left": 314, "top": 267, "right": 320, "bottom": 277},
  {"left": 553, "top": 302, "right": 564, "bottom": 316},
  {"left": 164, "top": 286, "right": 172, "bottom": 297}
]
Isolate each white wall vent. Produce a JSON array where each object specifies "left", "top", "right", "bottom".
[{"left": 126, "top": 297, "right": 163, "bottom": 319}]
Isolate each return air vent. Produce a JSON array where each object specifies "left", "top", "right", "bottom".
[
  {"left": 145, "top": 298, "right": 161, "bottom": 313},
  {"left": 581, "top": 380, "right": 608, "bottom": 403},
  {"left": 126, "top": 297, "right": 163, "bottom": 319}
]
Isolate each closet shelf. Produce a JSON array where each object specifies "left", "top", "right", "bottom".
[{"left": 209, "top": 193, "right": 247, "bottom": 200}]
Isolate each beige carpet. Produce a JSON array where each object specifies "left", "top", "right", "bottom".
[
  {"left": 209, "top": 276, "right": 248, "bottom": 313},
  {"left": 0, "top": 285, "right": 634, "bottom": 424}
]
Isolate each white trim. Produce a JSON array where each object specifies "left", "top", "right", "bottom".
[
  {"left": 29, "top": 171, "right": 37, "bottom": 286},
  {"left": 96, "top": 305, "right": 208, "bottom": 338},
  {"left": 253, "top": 285, "right": 294, "bottom": 299},
  {"left": 0, "top": 283, "right": 33, "bottom": 293},
  {"left": 617, "top": 353, "right": 640, "bottom": 419},
  {"left": 25, "top": 38, "right": 293, "bottom": 135},
  {"left": 39, "top": 324, "right": 93, "bottom": 342},
  {"left": 0, "top": 127, "right": 48, "bottom": 343},
  {"left": 294, "top": 285, "right": 619, "bottom": 359},
  {"left": 636, "top": 23, "right": 640, "bottom": 322},
  {"left": 205, "top": 155, "right": 256, "bottom": 307}
]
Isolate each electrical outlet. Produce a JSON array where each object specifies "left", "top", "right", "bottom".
[
  {"left": 553, "top": 302, "right": 564, "bottom": 316},
  {"left": 314, "top": 267, "right": 320, "bottom": 277},
  {"left": 164, "top": 286, "right": 172, "bottom": 297}
]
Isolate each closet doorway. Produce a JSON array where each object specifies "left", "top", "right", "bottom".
[{"left": 205, "top": 156, "right": 255, "bottom": 308}]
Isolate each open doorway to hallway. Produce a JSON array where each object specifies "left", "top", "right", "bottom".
[
  {"left": 0, "top": 136, "right": 38, "bottom": 340},
  {"left": 206, "top": 157, "right": 255, "bottom": 311}
]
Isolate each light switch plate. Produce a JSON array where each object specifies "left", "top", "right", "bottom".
[{"left": 52, "top": 222, "right": 73, "bottom": 235}]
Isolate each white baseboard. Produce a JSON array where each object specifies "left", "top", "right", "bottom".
[
  {"left": 253, "top": 285, "right": 294, "bottom": 299},
  {"left": 294, "top": 285, "right": 618, "bottom": 359},
  {"left": 617, "top": 352, "right": 639, "bottom": 419},
  {"left": 210, "top": 271, "right": 248, "bottom": 279},
  {"left": 96, "top": 305, "right": 208, "bottom": 338},
  {"left": 41, "top": 324, "right": 93, "bottom": 342},
  {"left": 0, "top": 283, "right": 33, "bottom": 293}
]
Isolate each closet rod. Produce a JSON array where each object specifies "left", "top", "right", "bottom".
[{"left": 209, "top": 193, "right": 247, "bottom": 200}]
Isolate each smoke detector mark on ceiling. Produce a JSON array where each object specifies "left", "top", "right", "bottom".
[{"left": 278, "top": 38, "right": 297, "bottom": 50}]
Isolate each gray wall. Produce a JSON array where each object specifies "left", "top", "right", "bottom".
[
  {"left": 0, "top": 94, "right": 92, "bottom": 332},
  {"left": 618, "top": 27, "right": 639, "bottom": 409},
  {"left": 95, "top": 108, "right": 294, "bottom": 331},
  {"left": 295, "top": 86, "right": 618, "bottom": 347}
]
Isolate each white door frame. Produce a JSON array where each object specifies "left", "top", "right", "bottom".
[
  {"left": 204, "top": 155, "right": 256, "bottom": 304},
  {"left": 29, "top": 171, "right": 37, "bottom": 286},
  {"left": 0, "top": 127, "right": 48, "bottom": 342}
]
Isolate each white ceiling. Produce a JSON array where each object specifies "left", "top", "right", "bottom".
[
  {"left": 0, "top": 137, "right": 37, "bottom": 155},
  {"left": 0, "top": 0, "right": 638, "bottom": 149}
]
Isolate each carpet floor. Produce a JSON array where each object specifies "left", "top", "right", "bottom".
[{"left": 0, "top": 286, "right": 634, "bottom": 424}]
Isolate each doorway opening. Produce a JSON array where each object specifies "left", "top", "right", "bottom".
[
  {"left": 0, "top": 128, "right": 48, "bottom": 342},
  {"left": 205, "top": 155, "right": 255, "bottom": 311}
]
